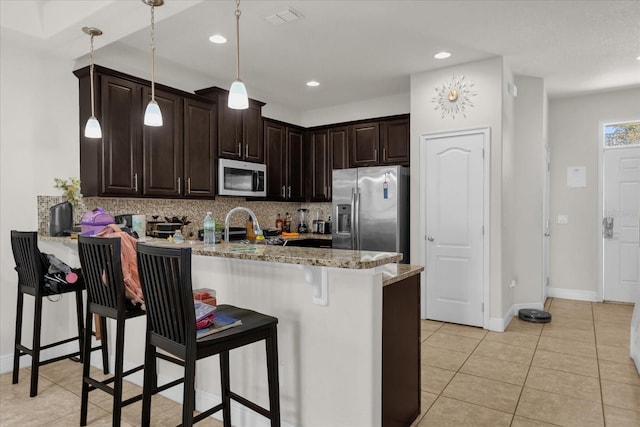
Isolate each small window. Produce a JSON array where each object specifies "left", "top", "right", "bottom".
[{"left": 604, "top": 121, "right": 640, "bottom": 147}]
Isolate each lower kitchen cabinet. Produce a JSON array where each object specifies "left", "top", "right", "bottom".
[
  {"left": 264, "top": 118, "right": 305, "bottom": 201},
  {"left": 382, "top": 273, "right": 421, "bottom": 427}
]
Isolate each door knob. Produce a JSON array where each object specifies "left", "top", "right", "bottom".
[
  {"left": 544, "top": 232, "right": 550, "bottom": 237},
  {"left": 427, "top": 236, "right": 435, "bottom": 242}
]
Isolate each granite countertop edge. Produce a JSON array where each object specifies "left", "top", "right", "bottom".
[{"left": 39, "top": 235, "right": 401, "bottom": 270}]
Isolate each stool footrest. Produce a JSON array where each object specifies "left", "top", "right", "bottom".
[
  {"left": 155, "top": 377, "right": 184, "bottom": 394},
  {"left": 192, "top": 403, "right": 224, "bottom": 424},
  {"left": 229, "top": 391, "right": 270, "bottom": 418},
  {"left": 15, "top": 342, "right": 82, "bottom": 367}
]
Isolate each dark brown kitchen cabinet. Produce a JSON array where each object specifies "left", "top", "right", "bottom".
[
  {"left": 264, "top": 118, "right": 304, "bottom": 201},
  {"left": 75, "top": 65, "right": 217, "bottom": 199},
  {"left": 307, "top": 126, "right": 350, "bottom": 202},
  {"left": 142, "top": 87, "right": 183, "bottom": 197},
  {"left": 308, "top": 130, "right": 330, "bottom": 201},
  {"left": 195, "top": 87, "right": 265, "bottom": 163},
  {"left": 380, "top": 117, "right": 410, "bottom": 165},
  {"left": 329, "top": 126, "right": 350, "bottom": 170},
  {"left": 349, "top": 116, "right": 409, "bottom": 167},
  {"left": 97, "top": 74, "right": 142, "bottom": 196},
  {"left": 183, "top": 98, "right": 217, "bottom": 198}
]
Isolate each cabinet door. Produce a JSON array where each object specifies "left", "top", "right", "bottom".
[
  {"left": 350, "top": 122, "right": 379, "bottom": 167},
  {"left": 329, "top": 126, "right": 350, "bottom": 170},
  {"left": 142, "top": 88, "right": 183, "bottom": 197},
  {"left": 264, "top": 120, "right": 286, "bottom": 200},
  {"left": 217, "top": 93, "right": 243, "bottom": 159},
  {"left": 380, "top": 118, "right": 410, "bottom": 165},
  {"left": 100, "top": 74, "right": 142, "bottom": 196},
  {"left": 184, "top": 98, "right": 217, "bottom": 198},
  {"left": 309, "top": 130, "right": 330, "bottom": 202},
  {"left": 287, "top": 127, "right": 305, "bottom": 201},
  {"left": 243, "top": 103, "right": 263, "bottom": 163}
]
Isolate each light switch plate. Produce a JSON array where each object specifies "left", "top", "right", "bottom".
[{"left": 557, "top": 215, "right": 569, "bottom": 225}]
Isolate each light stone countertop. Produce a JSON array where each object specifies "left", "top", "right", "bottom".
[
  {"left": 381, "top": 264, "right": 424, "bottom": 286},
  {"left": 40, "top": 235, "right": 401, "bottom": 269}
]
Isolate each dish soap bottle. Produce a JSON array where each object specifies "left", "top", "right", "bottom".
[
  {"left": 203, "top": 212, "right": 215, "bottom": 247},
  {"left": 246, "top": 215, "right": 255, "bottom": 240}
]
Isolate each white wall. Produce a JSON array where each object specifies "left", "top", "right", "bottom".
[
  {"left": 512, "top": 76, "right": 547, "bottom": 305},
  {"left": 410, "top": 57, "right": 507, "bottom": 323},
  {"left": 0, "top": 30, "right": 83, "bottom": 368},
  {"left": 548, "top": 88, "right": 640, "bottom": 299}
]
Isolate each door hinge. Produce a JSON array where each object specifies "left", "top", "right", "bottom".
[
  {"left": 482, "top": 302, "right": 484, "bottom": 313},
  {"left": 482, "top": 149, "right": 485, "bottom": 158},
  {"left": 482, "top": 226, "right": 484, "bottom": 235}
]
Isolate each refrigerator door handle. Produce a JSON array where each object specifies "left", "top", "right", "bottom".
[
  {"left": 350, "top": 189, "right": 357, "bottom": 249},
  {"left": 353, "top": 190, "right": 360, "bottom": 250}
]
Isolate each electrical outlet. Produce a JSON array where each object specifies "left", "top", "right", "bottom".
[
  {"left": 557, "top": 215, "right": 569, "bottom": 225},
  {"left": 509, "top": 279, "right": 516, "bottom": 288}
]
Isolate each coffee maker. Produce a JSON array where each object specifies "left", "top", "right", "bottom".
[{"left": 49, "top": 201, "right": 73, "bottom": 236}]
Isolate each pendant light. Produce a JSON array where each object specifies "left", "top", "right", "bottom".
[
  {"left": 142, "top": 0, "right": 164, "bottom": 126},
  {"left": 228, "top": 0, "right": 249, "bottom": 110},
  {"left": 82, "top": 27, "right": 103, "bottom": 138}
]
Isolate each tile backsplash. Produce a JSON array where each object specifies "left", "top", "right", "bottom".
[{"left": 38, "top": 195, "right": 331, "bottom": 237}]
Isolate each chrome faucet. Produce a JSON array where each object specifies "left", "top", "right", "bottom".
[{"left": 224, "top": 207, "right": 261, "bottom": 242}]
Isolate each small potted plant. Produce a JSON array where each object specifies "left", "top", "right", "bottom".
[{"left": 54, "top": 177, "right": 83, "bottom": 210}]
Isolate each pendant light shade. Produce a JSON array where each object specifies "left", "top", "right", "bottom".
[
  {"left": 228, "top": 0, "right": 249, "bottom": 110},
  {"left": 84, "top": 116, "right": 102, "bottom": 138},
  {"left": 142, "top": 0, "right": 164, "bottom": 126},
  {"left": 228, "top": 80, "right": 249, "bottom": 109},
  {"left": 144, "top": 100, "right": 163, "bottom": 126},
  {"left": 82, "top": 27, "right": 102, "bottom": 139}
]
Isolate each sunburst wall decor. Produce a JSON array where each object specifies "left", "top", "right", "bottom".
[{"left": 432, "top": 73, "right": 477, "bottom": 119}]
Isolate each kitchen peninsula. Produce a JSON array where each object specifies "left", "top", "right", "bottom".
[{"left": 39, "top": 236, "right": 423, "bottom": 427}]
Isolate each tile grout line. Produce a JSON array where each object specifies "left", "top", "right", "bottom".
[{"left": 593, "top": 301, "right": 608, "bottom": 426}]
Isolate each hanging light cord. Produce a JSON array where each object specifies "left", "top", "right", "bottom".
[
  {"left": 150, "top": 5, "right": 156, "bottom": 101},
  {"left": 89, "top": 33, "right": 96, "bottom": 117},
  {"left": 235, "top": 0, "right": 241, "bottom": 80}
]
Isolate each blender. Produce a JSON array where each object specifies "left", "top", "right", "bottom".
[{"left": 297, "top": 208, "right": 309, "bottom": 233}]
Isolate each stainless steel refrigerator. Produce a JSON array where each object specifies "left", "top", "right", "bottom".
[{"left": 332, "top": 166, "right": 409, "bottom": 263}]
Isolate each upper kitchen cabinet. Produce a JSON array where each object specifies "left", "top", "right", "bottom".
[
  {"left": 329, "top": 126, "right": 350, "bottom": 170},
  {"left": 264, "top": 118, "right": 305, "bottom": 202},
  {"left": 349, "top": 115, "right": 410, "bottom": 167},
  {"left": 307, "top": 126, "right": 349, "bottom": 202},
  {"left": 74, "top": 65, "right": 217, "bottom": 199},
  {"left": 195, "top": 87, "right": 265, "bottom": 163}
]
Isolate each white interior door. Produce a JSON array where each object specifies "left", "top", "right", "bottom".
[
  {"left": 603, "top": 146, "right": 640, "bottom": 302},
  {"left": 542, "top": 144, "right": 551, "bottom": 303},
  {"left": 424, "top": 131, "right": 485, "bottom": 326}
]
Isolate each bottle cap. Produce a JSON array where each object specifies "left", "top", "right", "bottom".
[{"left": 207, "top": 211, "right": 212, "bottom": 215}]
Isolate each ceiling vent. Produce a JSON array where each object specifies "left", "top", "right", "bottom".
[{"left": 265, "top": 7, "right": 303, "bottom": 25}]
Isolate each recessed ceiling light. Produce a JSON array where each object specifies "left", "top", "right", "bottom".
[
  {"left": 209, "top": 34, "right": 227, "bottom": 44},
  {"left": 434, "top": 51, "right": 451, "bottom": 59},
  {"left": 306, "top": 80, "right": 320, "bottom": 87}
]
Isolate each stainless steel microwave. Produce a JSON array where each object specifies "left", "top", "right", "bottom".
[{"left": 218, "top": 158, "right": 266, "bottom": 197}]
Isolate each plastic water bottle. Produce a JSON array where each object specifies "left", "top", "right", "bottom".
[{"left": 203, "top": 212, "right": 215, "bottom": 247}]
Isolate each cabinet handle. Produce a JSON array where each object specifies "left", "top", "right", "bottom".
[
  {"left": 287, "top": 186, "right": 292, "bottom": 198},
  {"left": 177, "top": 177, "right": 181, "bottom": 194},
  {"left": 329, "top": 186, "right": 331, "bottom": 199},
  {"left": 281, "top": 185, "right": 286, "bottom": 198},
  {"left": 133, "top": 173, "right": 138, "bottom": 192},
  {"left": 237, "top": 143, "right": 242, "bottom": 156},
  {"left": 245, "top": 144, "right": 249, "bottom": 158},
  {"left": 187, "top": 177, "right": 191, "bottom": 194},
  {"left": 383, "top": 148, "right": 386, "bottom": 161},
  {"left": 374, "top": 148, "right": 377, "bottom": 161}
]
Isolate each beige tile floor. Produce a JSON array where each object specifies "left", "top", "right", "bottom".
[{"left": 1, "top": 298, "right": 638, "bottom": 426}]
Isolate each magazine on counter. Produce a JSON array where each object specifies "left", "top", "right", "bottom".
[{"left": 196, "top": 313, "right": 243, "bottom": 339}]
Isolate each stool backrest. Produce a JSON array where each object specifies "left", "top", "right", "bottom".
[
  {"left": 78, "top": 236, "right": 127, "bottom": 315},
  {"left": 10, "top": 231, "right": 44, "bottom": 293},
  {"left": 136, "top": 244, "right": 195, "bottom": 351}
]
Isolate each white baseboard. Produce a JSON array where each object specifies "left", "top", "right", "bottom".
[
  {"left": 547, "top": 287, "right": 600, "bottom": 302},
  {"left": 487, "top": 302, "right": 545, "bottom": 332}
]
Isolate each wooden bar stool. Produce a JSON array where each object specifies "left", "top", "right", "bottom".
[
  {"left": 136, "top": 244, "right": 281, "bottom": 427},
  {"left": 77, "top": 235, "right": 148, "bottom": 427},
  {"left": 10, "top": 230, "right": 107, "bottom": 397}
]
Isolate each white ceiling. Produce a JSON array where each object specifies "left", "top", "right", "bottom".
[{"left": 2, "top": 0, "right": 639, "bottom": 112}]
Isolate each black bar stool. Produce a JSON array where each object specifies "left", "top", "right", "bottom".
[
  {"left": 136, "top": 244, "right": 281, "bottom": 427},
  {"left": 10, "top": 230, "right": 106, "bottom": 397},
  {"left": 77, "top": 235, "right": 147, "bottom": 427}
]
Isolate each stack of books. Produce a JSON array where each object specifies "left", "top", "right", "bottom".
[{"left": 194, "top": 300, "right": 242, "bottom": 339}]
